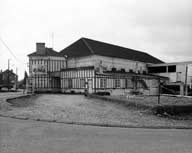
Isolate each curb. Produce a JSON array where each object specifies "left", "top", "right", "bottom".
[
  {"left": 4, "top": 94, "right": 37, "bottom": 108},
  {"left": 6, "top": 94, "right": 35, "bottom": 103},
  {"left": 0, "top": 113, "right": 192, "bottom": 130}
]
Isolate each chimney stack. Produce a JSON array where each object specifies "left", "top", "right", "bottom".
[{"left": 36, "top": 43, "right": 46, "bottom": 55}]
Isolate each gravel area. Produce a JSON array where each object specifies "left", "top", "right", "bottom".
[{"left": 1, "top": 94, "right": 192, "bottom": 128}]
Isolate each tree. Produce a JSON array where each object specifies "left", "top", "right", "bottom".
[{"left": 23, "top": 71, "right": 28, "bottom": 88}]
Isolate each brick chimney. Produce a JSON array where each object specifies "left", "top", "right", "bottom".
[{"left": 36, "top": 43, "right": 46, "bottom": 55}]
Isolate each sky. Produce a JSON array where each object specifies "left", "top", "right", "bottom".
[{"left": 0, "top": 0, "right": 192, "bottom": 80}]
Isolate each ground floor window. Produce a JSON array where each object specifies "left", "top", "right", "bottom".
[
  {"left": 125, "top": 78, "right": 133, "bottom": 88},
  {"left": 100, "top": 78, "right": 107, "bottom": 88},
  {"left": 80, "top": 79, "right": 85, "bottom": 88},
  {"left": 115, "top": 79, "right": 120, "bottom": 88},
  {"left": 68, "top": 79, "right": 72, "bottom": 89}
]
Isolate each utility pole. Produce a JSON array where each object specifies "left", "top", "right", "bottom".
[
  {"left": 52, "top": 32, "right": 54, "bottom": 49},
  {"left": 16, "top": 67, "right": 18, "bottom": 91},
  {"left": 184, "top": 65, "right": 188, "bottom": 95},
  {"left": 8, "top": 59, "right": 10, "bottom": 91},
  {"left": 158, "top": 78, "right": 161, "bottom": 104}
]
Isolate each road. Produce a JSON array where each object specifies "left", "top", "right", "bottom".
[{"left": 0, "top": 116, "right": 192, "bottom": 153}]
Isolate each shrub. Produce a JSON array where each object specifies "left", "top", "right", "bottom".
[{"left": 152, "top": 105, "right": 192, "bottom": 116}]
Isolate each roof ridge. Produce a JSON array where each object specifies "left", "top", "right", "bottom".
[
  {"left": 82, "top": 37, "right": 146, "bottom": 54},
  {"left": 82, "top": 38, "right": 95, "bottom": 55}
]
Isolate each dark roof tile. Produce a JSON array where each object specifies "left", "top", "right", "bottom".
[
  {"left": 59, "top": 38, "right": 93, "bottom": 58},
  {"left": 28, "top": 48, "right": 60, "bottom": 57},
  {"left": 60, "top": 37, "right": 164, "bottom": 64}
]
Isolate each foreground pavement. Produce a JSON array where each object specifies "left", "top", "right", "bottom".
[{"left": 0, "top": 116, "right": 192, "bottom": 153}]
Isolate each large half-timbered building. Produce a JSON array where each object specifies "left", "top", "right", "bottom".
[{"left": 28, "top": 38, "right": 166, "bottom": 95}]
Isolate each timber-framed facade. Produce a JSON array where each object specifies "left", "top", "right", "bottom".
[{"left": 27, "top": 38, "right": 167, "bottom": 95}]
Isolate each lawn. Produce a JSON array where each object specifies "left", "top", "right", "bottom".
[{"left": 1, "top": 94, "right": 192, "bottom": 128}]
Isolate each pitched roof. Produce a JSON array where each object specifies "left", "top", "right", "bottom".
[
  {"left": 28, "top": 48, "right": 60, "bottom": 57},
  {"left": 60, "top": 38, "right": 164, "bottom": 64},
  {"left": 2, "top": 69, "right": 16, "bottom": 76}
]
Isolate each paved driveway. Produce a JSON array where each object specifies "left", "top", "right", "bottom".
[{"left": 0, "top": 116, "right": 192, "bottom": 153}]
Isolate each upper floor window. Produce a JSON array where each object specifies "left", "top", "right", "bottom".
[
  {"left": 168, "top": 65, "right": 176, "bottom": 72},
  {"left": 112, "top": 67, "right": 117, "bottom": 72},
  {"left": 148, "top": 66, "right": 166, "bottom": 73}
]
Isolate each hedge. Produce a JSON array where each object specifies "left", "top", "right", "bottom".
[{"left": 152, "top": 105, "right": 192, "bottom": 116}]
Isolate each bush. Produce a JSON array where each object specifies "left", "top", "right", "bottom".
[
  {"left": 130, "top": 90, "right": 143, "bottom": 95},
  {"left": 152, "top": 105, "right": 192, "bottom": 116},
  {"left": 95, "top": 92, "right": 110, "bottom": 96},
  {"left": 70, "top": 90, "right": 75, "bottom": 94}
]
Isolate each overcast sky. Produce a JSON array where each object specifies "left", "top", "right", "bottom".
[{"left": 0, "top": 0, "right": 192, "bottom": 79}]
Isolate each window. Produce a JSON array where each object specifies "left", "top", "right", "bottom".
[
  {"left": 129, "top": 69, "right": 133, "bottom": 73},
  {"left": 148, "top": 66, "right": 166, "bottom": 73},
  {"left": 63, "top": 79, "right": 68, "bottom": 89},
  {"left": 68, "top": 79, "right": 72, "bottom": 89},
  {"left": 100, "top": 78, "right": 107, "bottom": 88},
  {"left": 115, "top": 79, "right": 120, "bottom": 88},
  {"left": 168, "top": 65, "right": 176, "bottom": 72},
  {"left": 120, "top": 69, "right": 125, "bottom": 73},
  {"left": 112, "top": 68, "right": 117, "bottom": 72},
  {"left": 125, "top": 78, "right": 133, "bottom": 88},
  {"left": 80, "top": 79, "right": 85, "bottom": 88}
]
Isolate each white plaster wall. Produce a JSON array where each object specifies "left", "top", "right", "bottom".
[
  {"left": 67, "top": 55, "right": 147, "bottom": 73},
  {"left": 67, "top": 55, "right": 94, "bottom": 68},
  {"left": 176, "top": 64, "right": 191, "bottom": 84}
]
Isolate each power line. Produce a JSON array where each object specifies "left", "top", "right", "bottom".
[{"left": 0, "top": 36, "right": 26, "bottom": 64}]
